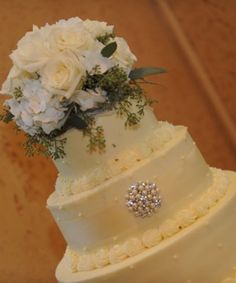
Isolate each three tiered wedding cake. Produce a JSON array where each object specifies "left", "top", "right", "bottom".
[
  {"left": 48, "top": 108, "right": 236, "bottom": 283},
  {"left": 1, "top": 17, "right": 236, "bottom": 283}
]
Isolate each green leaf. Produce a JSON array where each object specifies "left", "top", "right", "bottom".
[
  {"left": 129, "top": 67, "right": 167, "bottom": 80},
  {"left": 3, "top": 111, "right": 14, "bottom": 123},
  {"left": 101, "top": 41, "right": 117, "bottom": 58},
  {"left": 67, "top": 115, "right": 87, "bottom": 130}
]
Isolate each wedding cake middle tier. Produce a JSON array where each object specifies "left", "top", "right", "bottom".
[{"left": 47, "top": 123, "right": 212, "bottom": 254}]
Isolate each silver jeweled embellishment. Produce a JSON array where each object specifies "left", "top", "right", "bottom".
[{"left": 126, "top": 181, "right": 161, "bottom": 218}]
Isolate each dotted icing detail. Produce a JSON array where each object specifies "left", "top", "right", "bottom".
[{"left": 64, "top": 168, "right": 229, "bottom": 272}]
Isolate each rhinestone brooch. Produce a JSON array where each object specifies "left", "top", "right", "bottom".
[{"left": 126, "top": 181, "right": 162, "bottom": 218}]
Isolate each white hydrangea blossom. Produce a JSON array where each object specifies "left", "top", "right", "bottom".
[
  {"left": 71, "top": 88, "right": 107, "bottom": 111},
  {"left": 5, "top": 80, "right": 66, "bottom": 135},
  {"left": 80, "top": 49, "right": 115, "bottom": 73},
  {"left": 112, "top": 37, "right": 137, "bottom": 71}
]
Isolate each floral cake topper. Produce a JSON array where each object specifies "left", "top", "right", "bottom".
[{"left": 0, "top": 17, "right": 165, "bottom": 159}]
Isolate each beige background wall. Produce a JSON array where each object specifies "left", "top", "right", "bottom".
[{"left": 0, "top": 1, "right": 235, "bottom": 282}]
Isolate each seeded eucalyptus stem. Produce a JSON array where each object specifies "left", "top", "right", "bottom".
[{"left": 0, "top": 65, "right": 160, "bottom": 160}]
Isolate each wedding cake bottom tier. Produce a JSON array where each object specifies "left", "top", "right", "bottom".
[{"left": 56, "top": 170, "right": 236, "bottom": 283}]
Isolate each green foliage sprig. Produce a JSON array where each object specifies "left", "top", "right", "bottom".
[
  {"left": 96, "top": 32, "right": 115, "bottom": 45},
  {"left": 23, "top": 131, "right": 67, "bottom": 160},
  {"left": 0, "top": 109, "right": 14, "bottom": 123},
  {"left": 0, "top": 64, "right": 165, "bottom": 160}
]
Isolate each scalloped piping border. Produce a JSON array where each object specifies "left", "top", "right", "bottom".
[
  {"left": 63, "top": 167, "right": 229, "bottom": 272},
  {"left": 56, "top": 121, "right": 177, "bottom": 196}
]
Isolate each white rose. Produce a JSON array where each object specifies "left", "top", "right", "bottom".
[
  {"left": 71, "top": 88, "right": 107, "bottom": 111},
  {"left": 10, "top": 25, "right": 52, "bottom": 72},
  {"left": 83, "top": 19, "right": 114, "bottom": 38},
  {"left": 112, "top": 37, "right": 137, "bottom": 71},
  {"left": 47, "top": 23, "right": 94, "bottom": 53},
  {"left": 41, "top": 51, "right": 85, "bottom": 99},
  {"left": 56, "top": 17, "right": 83, "bottom": 26}
]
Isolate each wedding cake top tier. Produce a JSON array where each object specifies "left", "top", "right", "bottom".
[{"left": 53, "top": 107, "right": 157, "bottom": 177}]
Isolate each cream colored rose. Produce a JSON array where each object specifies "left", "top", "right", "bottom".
[
  {"left": 112, "top": 37, "right": 137, "bottom": 70},
  {"left": 10, "top": 25, "right": 52, "bottom": 72},
  {"left": 83, "top": 19, "right": 114, "bottom": 38},
  {"left": 56, "top": 17, "right": 82, "bottom": 26},
  {"left": 47, "top": 24, "right": 94, "bottom": 53},
  {"left": 41, "top": 51, "right": 85, "bottom": 99}
]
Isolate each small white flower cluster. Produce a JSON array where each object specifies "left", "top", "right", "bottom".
[{"left": 1, "top": 17, "right": 137, "bottom": 135}]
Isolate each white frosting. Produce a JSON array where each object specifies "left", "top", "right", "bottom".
[
  {"left": 46, "top": 107, "right": 236, "bottom": 282},
  {"left": 55, "top": 170, "right": 236, "bottom": 283},
  {"left": 93, "top": 249, "right": 110, "bottom": 269},
  {"left": 160, "top": 219, "right": 179, "bottom": 238},
  {"left": 123, "top": 238, "right": 144, "bottom": 257},
  {"left": 142, "top": 229, "right": 162, "bottom": 248},
  {"left": 59, "top": 168, "right": 229, "bottom": 272},
  {"left": 191, "top": 200, "right": 209, "bottom": 217},
  {"left": 54, "top": 115, "right": 176, "bottom": 195},
  {"left": 175, "top": 209, "right": 196, "bottom": 228},
  {"left": 64, "top": 247, "right": 79, "bottom": 273},
  {"left": 48, "top": 125, "right": 212, "bottom": 252},
  {"left": 109, "top": 244, "right": 127, "bottom": 264},
  {"left": 77, "top": 254, "right": 95, "bottom": 272}
]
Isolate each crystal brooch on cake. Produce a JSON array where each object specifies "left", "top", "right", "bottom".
[{"left": 126, "top": 181, "right": 162, "bottom": 218}]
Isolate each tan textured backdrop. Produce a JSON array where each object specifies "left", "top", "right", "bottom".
[{"left": 0, "top": 1, "right": 235, "bottom": 282}]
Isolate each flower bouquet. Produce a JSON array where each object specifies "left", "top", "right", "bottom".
[{"left": 0, "top": 17, "right": 165, "bottom": 159}]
